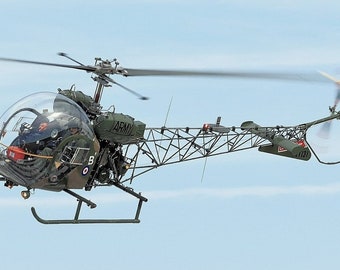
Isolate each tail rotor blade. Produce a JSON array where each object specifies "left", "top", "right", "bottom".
[
  {"left": 318, "top": 71, "right": 340, "bottom": 84},
  {"left": 317, "top": 71, "right": 340, "bottom": 139},
  {"left": 318, "top": 121, "right": 332, "bottom": 139}
]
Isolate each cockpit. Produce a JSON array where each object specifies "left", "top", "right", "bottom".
[{"left": 0, "top": 92, "right": 97, "bottom": 190}]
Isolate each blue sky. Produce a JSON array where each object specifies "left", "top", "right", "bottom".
[{"left": 1, "top": 1, "right": 340, "bottom": 270}]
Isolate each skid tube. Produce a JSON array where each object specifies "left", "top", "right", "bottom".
[{"left": 31, "top": 186, "right": 148, "bottom": 225}]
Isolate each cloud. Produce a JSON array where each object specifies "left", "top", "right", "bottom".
[
  {"left": 1, "top": 182, "right": 340, "bottom": 209},
  {"left": 144, "top": 182, "right": 340, "bottom": 199}
]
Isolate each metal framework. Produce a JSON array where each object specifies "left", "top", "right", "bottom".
[
  {"left": 118, "top": 112, "right": 340, "bottom": 184},
  {"left": 119, "top": 123, "right": 304, "bottom": 184}
]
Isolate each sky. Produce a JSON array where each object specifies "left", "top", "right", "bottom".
[{"left": 0, "top": 1, "right": 340, "bottom": 269}]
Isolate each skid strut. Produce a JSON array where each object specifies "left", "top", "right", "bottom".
[{"left": 31, "top": 186, "right": 148, "bottom": 224}]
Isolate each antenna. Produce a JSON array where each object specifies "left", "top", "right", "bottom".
[
  {"left": 200, "top": 157, "right": 208, "bottom": 183},
  {"left": 163, "top": 96, "right": 173, "bottom": 127}
]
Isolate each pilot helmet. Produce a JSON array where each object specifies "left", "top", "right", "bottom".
[{"left": 68, "top": 118, "right": 81, "bottom": 130}]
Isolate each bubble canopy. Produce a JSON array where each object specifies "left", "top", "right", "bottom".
[
  {"left": 0, "top": 92, "right": 96, "bottom": 189},
  {"left": 0, "top": 92, "right": 94, "bottom": 147}
]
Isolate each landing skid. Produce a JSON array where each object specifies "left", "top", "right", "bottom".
[{"left": 31, "top": 186, "right": 148, "bottom": 224}]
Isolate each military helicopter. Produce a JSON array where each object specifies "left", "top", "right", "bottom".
[{"left": 0, "top": 53, "right": 338, "bottom": 224}]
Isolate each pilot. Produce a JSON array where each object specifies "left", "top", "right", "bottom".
[
  {"left": 13, "top": 114, "right": 50, "bottom": 154},
  {"left": 31, "top": 114, "right": 49, "bottom": 132},
  {"left": 68, "top": 119, "right": 81, "bottom": 135}
]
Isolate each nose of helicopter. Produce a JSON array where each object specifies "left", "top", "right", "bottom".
[{"left": 0, "top": 92, "right": 96, "bottom": 189}]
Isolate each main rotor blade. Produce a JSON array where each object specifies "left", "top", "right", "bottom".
[
  {"left": 123, "top": 68, "right": 328, "bottom": 83},
  {"left": 113, "top": 81, "right": 149, "bottom": 100},
  {"left": 102, "top": 75, "right": 149, "bottom": 100},
  {"left": 0, "top": 56, "right": 329, "bottom": 83},
  {"left": 0, "top": 57, "right": 96, "bottom": 72}
]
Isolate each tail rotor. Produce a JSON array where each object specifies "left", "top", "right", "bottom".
[{"left": 317, "top": 71, "right": 340, "bottom": 139}]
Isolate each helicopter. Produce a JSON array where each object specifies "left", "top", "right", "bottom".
[{"left": 0, "top": 53, "right": 338, "bottom": 224}]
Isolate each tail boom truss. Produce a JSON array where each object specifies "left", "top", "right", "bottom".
[{"left": 120, "top": 120, "right": 315, "bottom": 184}]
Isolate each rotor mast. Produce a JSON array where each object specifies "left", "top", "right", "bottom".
[{"left": 92, "top": 57, "right": 119, "bottom": 104}]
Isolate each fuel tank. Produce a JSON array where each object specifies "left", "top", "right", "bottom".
[{"left": 93, "top": 112, "right": 146, "bottom": 144}]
